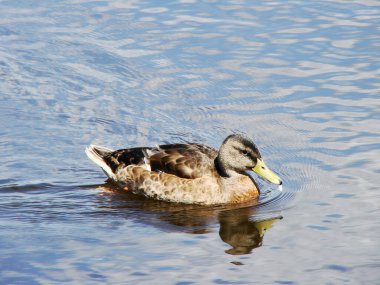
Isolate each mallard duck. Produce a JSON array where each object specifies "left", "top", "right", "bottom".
[{"left": 85, "top": 134, "right": 282, "bottom": 205}]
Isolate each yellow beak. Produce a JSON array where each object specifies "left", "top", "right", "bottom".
[{"left": 252, "top": 159, "right": 282, "bottom": 185}]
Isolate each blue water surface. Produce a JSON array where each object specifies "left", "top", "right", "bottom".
[{"left": 1, "top": 0, "right": 379, "bottom": 284}]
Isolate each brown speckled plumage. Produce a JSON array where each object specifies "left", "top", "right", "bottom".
[{"left": 86, "top": 135, "right": 278, "bottom": 205}]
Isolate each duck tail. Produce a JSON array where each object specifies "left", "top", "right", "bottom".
[{"left": 85, "top": 145, "right": 116, "bottom": 179}]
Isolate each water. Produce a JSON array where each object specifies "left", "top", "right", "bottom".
[{"left": 1, "top": 0, "right": 379, "bottom": 284}]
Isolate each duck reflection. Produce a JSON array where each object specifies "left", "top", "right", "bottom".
[
  {"left": 219, "top": 207, "right": 281, "bottom": 255},
  {"left": 95, "top": 183, "right": 282, "bottom": 255}
]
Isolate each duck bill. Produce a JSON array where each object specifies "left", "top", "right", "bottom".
[{"left": 252, "top": 159, "right": 282, "bottom": 185}]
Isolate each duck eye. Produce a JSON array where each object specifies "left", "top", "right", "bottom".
[{"left": 242, "top": 150, "right": 248, "bottom": 155}]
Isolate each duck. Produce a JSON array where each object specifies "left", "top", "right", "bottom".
[{"left": 85, "top": 134, "right": 282, "bottom": 205}]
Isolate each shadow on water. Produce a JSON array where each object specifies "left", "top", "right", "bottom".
[{"left": 93, "top": 182, "right": 284, "bottom": 255}]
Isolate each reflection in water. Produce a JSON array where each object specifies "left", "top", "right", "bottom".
[
  {"left": 97, "top": 183, "right": 282, "bottom": 255},
  {"left": 219, "top": 208, "right": 281, "bottom": 255}
]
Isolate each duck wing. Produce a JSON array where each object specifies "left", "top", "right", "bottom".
[
  {"left": 107, "top": 147, "right": 153, "bottom": 170},
  {"left": 147, "top": 143, "right": 218, "bottom": 179}
]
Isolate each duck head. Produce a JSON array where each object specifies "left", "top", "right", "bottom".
[{"left": 216, "top": 134, "right": 282, "bottom": 185}]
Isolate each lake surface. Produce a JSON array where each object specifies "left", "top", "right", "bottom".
[{"left": 1, "top": 0, "right": 379, "bottom": 284}]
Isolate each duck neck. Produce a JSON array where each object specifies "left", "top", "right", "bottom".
[{"left": 214, "top": 156, "right": 229, "bottom": 178}]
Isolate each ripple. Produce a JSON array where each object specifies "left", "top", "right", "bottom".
[
  {"left": 257, "top": 187, "right": 297, "bottom": 213},
  {"left": 0, "top": 182, "right": 55, "bottom": 193}
]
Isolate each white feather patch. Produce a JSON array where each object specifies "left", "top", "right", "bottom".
[
  {"left": 143, "top": 157, "right": 151, "bottom": 171},
  {"left": 85, "top": 145, "right": 116, "bottom": 179}
]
